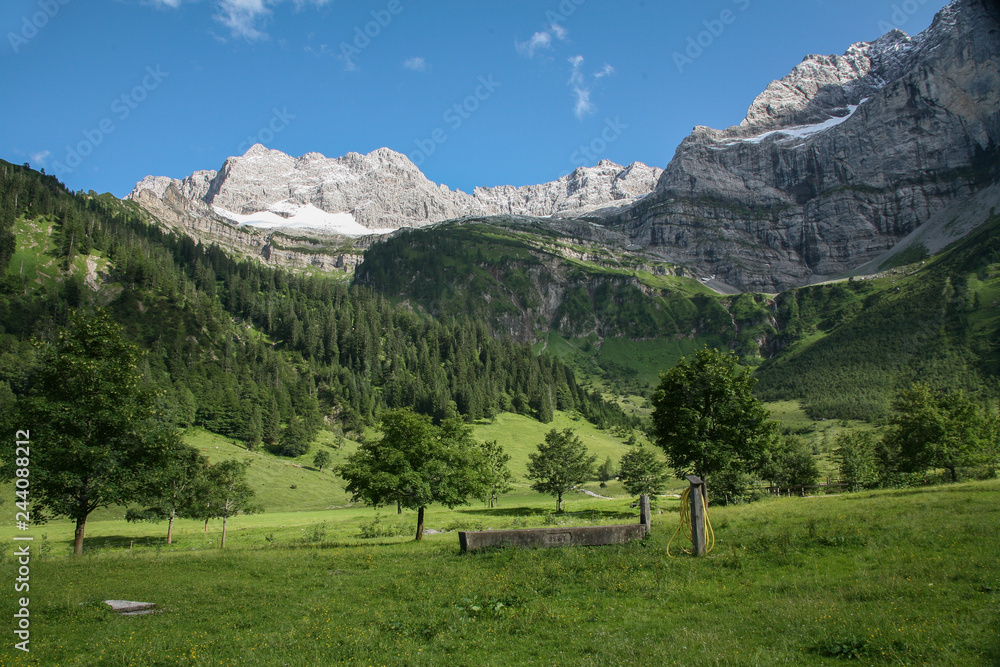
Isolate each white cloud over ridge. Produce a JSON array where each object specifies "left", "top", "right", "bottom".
[
  {"left": 149, "top": 0, "right": 332, "bottom": 40},
  {"left": 403, "top": 57, "right": 428, "bottom": 72},
  {"left": 515, "top": 21, "right": 569, "bottom": 59},
  {"left": 514, "top": 21, "right": 613, "bottom": 121},
  {"left": 568, "top": 55, "right": 594, "bottom": 120}
]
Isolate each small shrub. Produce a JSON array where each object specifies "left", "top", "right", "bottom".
[
  {"left": 454, "top": 594, "right": 526, "bottom": 619},
  {"left": 302, "top": 522, "right": 328, "bottom": 542},
  {"left": 358, "top": 515, "right": 410, "bottom": 539},
  {"left": 816, "top": 636, "right": 867, "bottom": 660},
  {"left": 543, "top": 513, "right": 562, "bottom": 525}
]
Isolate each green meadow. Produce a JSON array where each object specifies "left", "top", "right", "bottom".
[{"left": 1, "top": 470, "right": 997, "bottom": 665}]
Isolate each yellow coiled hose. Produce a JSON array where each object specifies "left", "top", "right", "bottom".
[{"left": 666, "top": 486, "right": 715, "bottom": 557}]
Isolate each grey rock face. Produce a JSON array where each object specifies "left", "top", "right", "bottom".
[
  {"left": 618, "top": 0, "right": 999, "bottom": 291},
  {"left": 128, "top": 145, "right": 661, "bottom": 233},
  {"left": 472, "top": 160, "right": 663, "bottom": 218}
]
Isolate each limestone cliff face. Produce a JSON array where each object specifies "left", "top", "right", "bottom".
[
  {"left": 615, "top": 0, "right": 1000, "bottom": 291},
  {"left": 129, "top": 146, "right": 661, "bottom": 232},
  {"left": 130, "top": 181, "right": 364, "bottom": 274}
]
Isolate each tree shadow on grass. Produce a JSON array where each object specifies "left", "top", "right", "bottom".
[
  {"left": 843, "top": 485, "right": 988, "bottom": 501},
  {"left": 81, "top": 535, "right": 170, "bottom": 550},
  {"left": 987, "top": 638, "right": 1000, "bottom": 667}
]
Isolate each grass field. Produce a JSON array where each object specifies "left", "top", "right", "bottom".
[{"left": 0, "top": 480, "right": 997, "bottom": 665}]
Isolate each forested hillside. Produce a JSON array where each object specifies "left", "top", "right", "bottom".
[
  {"left": 354, "top": 213, "right": 1000, "bottom": 422},
  {"left": 5, "top": 158, "right": 996, "bottom": 431},
  {"left": 0, "top": 161, "right": 636, "bottom": 450},
  {"left": 756, "top": 214, "right": 1000, "bottom": 420}
]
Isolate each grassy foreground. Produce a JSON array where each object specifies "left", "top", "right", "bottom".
[{"left": 1, "top": 480, "right": 998, "bottom": 666}]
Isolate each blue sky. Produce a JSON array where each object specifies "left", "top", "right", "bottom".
[{"left": 1, "top": 0, "right": 947, "bottom": 197}]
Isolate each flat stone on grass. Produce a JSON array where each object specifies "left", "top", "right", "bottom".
[{"left": 104, "top": 600, "right": 161, "bottom": 616}]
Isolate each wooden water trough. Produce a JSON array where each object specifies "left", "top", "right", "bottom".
[{"left": 459, "top": 523, "right": 647, "bottom": 553}]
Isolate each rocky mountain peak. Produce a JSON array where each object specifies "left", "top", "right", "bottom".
[
  {"left": 130, "top": 145, "right": 662, "bottom": 233},
  {"left": 241, "top": 143, "right": 272, "bottom": 158},
  {"left": 625, "top": 0, "right": 1000, "bottom": 292}
]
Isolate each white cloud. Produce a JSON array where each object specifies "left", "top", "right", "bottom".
[
  {"left": 30, "top": 151, "right": 50, "bottom": 167},
  {"left": 515, "top": 21, "right": 570, "bottom": 58},
  {"left": 149, "top": 0, "right": 333, "bottom": 40},
  {"left": 568, "top": 55, "right": 595, "bottom": 120},
  {"left": 516, "top": 31, "right": 552, "bottom": 58},
  {"left": 403, "top": 56, "right": 428, "bottom": 72},
  {"left": 568, "top": 55, "right": 585, "bottom": 84},
  {"left": 216, "top": 0, "right": 269, "bottom": 41},
  {"left": 572, "top": 87, "right": 594, "bottom": 120},
  {"left": 514, "top": 23, "right": 607, "bottom": 120}
]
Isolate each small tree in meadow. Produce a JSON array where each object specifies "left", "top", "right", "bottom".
[
  {"left": 618, "top": 445, "right": 669, "bottom": 498},
  {"left": 762, "top": 435, "right": 820, "bottom": 488},
  {"left": 526, "top": 429, "right": 597, "bottom": 512},
  {"left": 126, "top": 442, "right": 210, "bottom": 544},
  {"left": 834, "top": 431, "right": 881, "bottom": 491},
  {"left": 200, "top": 460, "right": 262, "bottom": 548},
  {"left": 597, "top": 456, "right": 618, "bottom": 484},
  {"left": 884, "top": 383, "right": 993, "bottom": 482},
  {"left": 337, "top": 409, "right": 488, "bottom": 540},
  {"left": 478, "top": 439, "right": 514, "bottom": 508},
  {"left": 313, "top": 449, "right": 332, "bottom": 472}
]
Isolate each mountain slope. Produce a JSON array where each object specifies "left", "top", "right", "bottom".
[
  {"left": 612, "top": 0, "right": 1000, "bottom": 291},
  {"left": 354, "top": 208, "right": 1000, "bottom": 420},
  {"left": 0, "top": 161, "right": 638, "bottom": 444},
  {"left": 756, "top": 210, "right": 1000, "bottom": 419}
]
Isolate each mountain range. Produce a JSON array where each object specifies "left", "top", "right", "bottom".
[
  {"left": 128, "top": 0, "right": 999, "bottom": 294},
  {"left": 1, "top": 0, "right": 998, "bottom": 428}
]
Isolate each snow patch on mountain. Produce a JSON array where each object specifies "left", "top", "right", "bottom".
[
  {"left": 719, "top": 99, "right": 869, "bottom": 147},
  {"left": 212, "top": 202, "right": 390, "bottom": 237}
]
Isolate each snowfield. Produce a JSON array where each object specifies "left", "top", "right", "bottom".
[{"left": 212, "top": 202, "right": 394, "bottom": 237}]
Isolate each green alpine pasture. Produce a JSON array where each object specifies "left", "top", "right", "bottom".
[{"left": 1, "top": 480, "right": 997, "bottom": 666}]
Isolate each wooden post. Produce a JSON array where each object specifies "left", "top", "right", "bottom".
[
  {"left": 686, "top": 475, "right": 706, "bottom": 557},
  {"left": 639, "top": 494, "right": 651, "bottom": 535}
]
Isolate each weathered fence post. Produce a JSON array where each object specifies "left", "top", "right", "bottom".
[
  {"left": 639, "top": 494, "right": 651, "bottom": 535},
  {"left": 686, "top": 475, "right": 706, "bottom": 557}
]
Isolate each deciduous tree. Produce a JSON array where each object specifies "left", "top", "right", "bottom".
[
  {"left": 313, "top": 448, "right": 331, "bottom": 472},
  {"left": 650, "top": 348, "right": 776, "bottom": 488},
  {"left": 0, "top": 311, "right": 178, "bottom": 555},
  {"left": 337, "top": 408, "right": 487, "bottom": 540},
  {"left": 884, "top": 383, "right": 993, "bottom": 482},
  {"left": 478, "top": 439, "right": 513, "bottom": 508},
  {"left": 526, "top": 428, "right": 596, "bottom": 511},
  {"left": 126, "top": 442, "right": 209, "bottom": 544},
  {"left": 201, "top": 459, "right": 261, "bottom": 548},
  {"left": 618, "top": 445, "right": 669, "bottom": 498}
]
